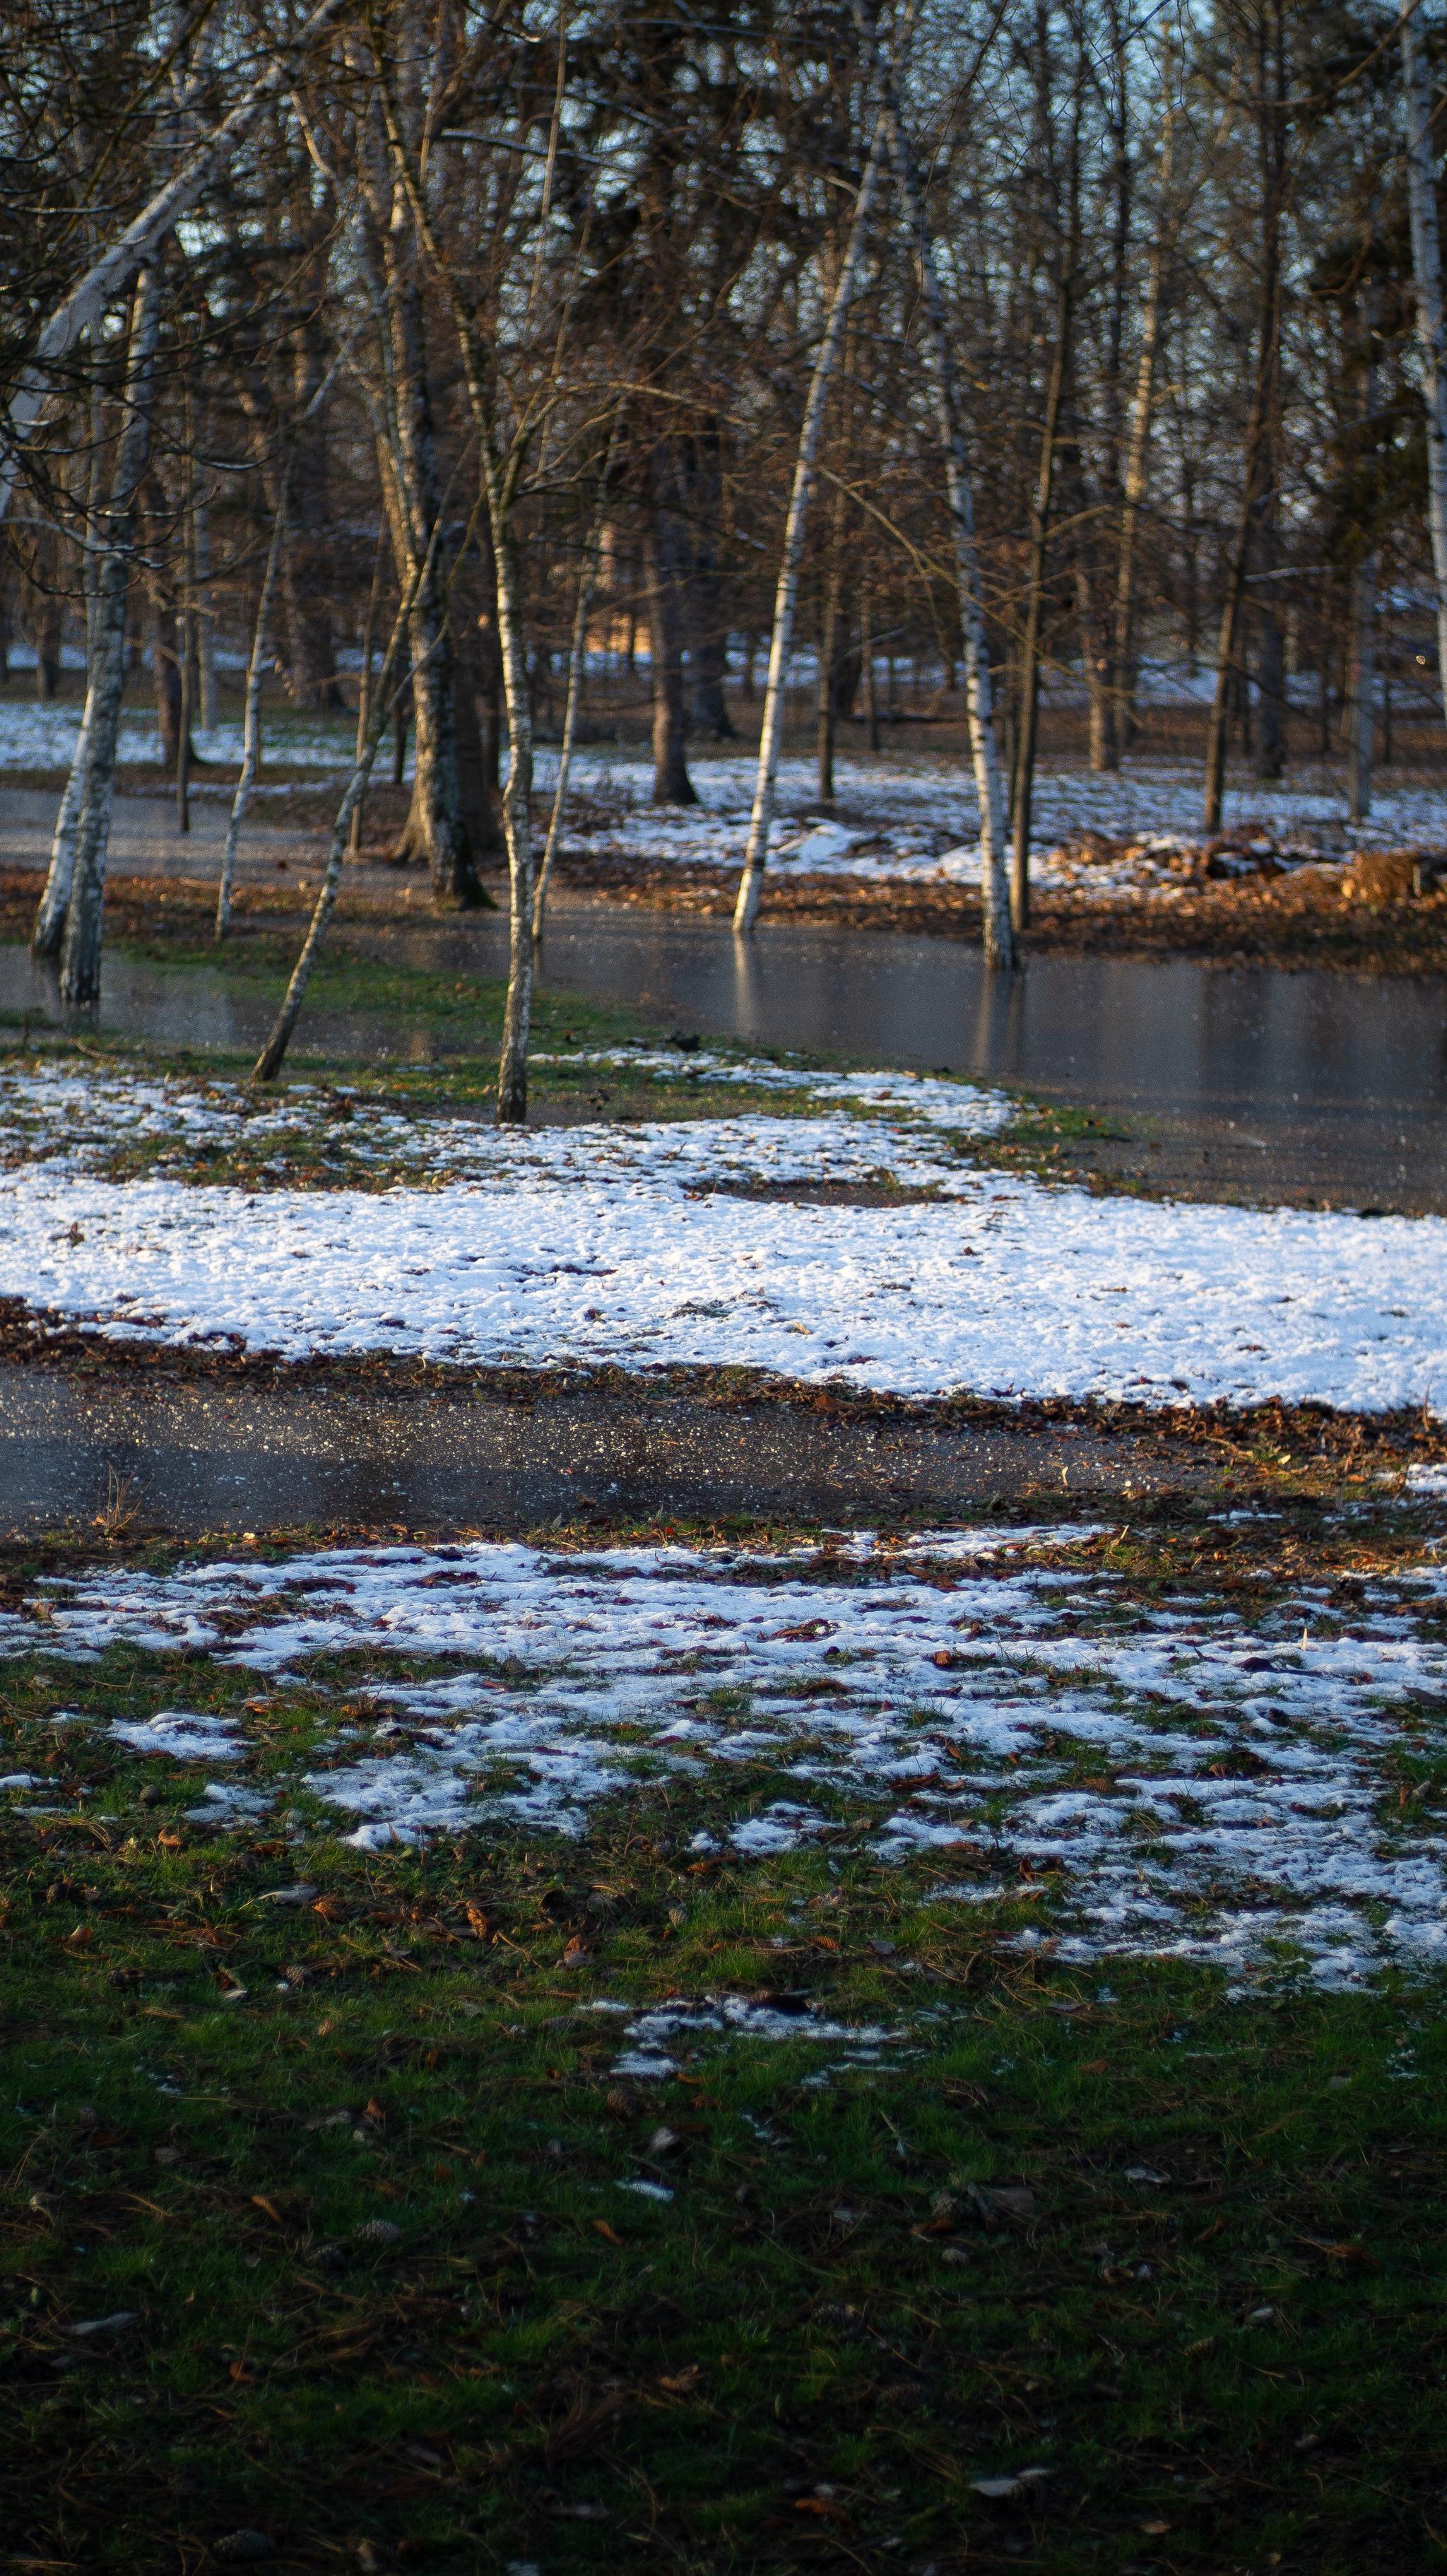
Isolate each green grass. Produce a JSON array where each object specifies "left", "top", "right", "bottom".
[{"left": 3, "top": 1707, "right": 1445, "bottom": 2576}]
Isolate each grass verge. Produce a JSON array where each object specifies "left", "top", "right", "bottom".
[{"left": 3, "top": 1698, "right": 1446, "bottom": 2575}]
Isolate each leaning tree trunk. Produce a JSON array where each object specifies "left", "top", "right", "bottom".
[
  {"left": 41, "top": 269, "right": 161, "bottom": 998},
  {"left": 1401, "top": 0, "right": 1447, "bottom": 727},
  {"left": 854, "top": 0, "right": 1015, "bottom": 967},
  {"left": 253, "top": 587, "right": 418, "bottom": 1081},
  {"left": 732, "top": 35, "right": 902, "bottom": 931},
  {"left": 0, "top": 0, "right": 352, "bottom": 530}
]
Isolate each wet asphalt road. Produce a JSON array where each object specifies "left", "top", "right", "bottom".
[{"left": 0, "top": 1367, "right": 1210, "bottom": 1537}]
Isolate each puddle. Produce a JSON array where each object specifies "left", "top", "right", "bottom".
[{"left": 4, "top": 895, "right": 1446, "bottom": 1201}]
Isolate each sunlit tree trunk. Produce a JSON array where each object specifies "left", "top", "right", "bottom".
[
  {"left": 36, "top": 269, "right": 162, "bottom": 996},
  {"left": 1401, "top": 0, "right": 1447, "bottom": 727}
]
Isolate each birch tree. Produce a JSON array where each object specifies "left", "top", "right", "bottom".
[
  {"left": 852, "top": 0, "right": 1015, "bottom": 970},
  {"left": 33, "top": 266, "right": 162, "bottom": 996},
  {"left": 1400, "top": 0, "right": 1447, "bottom": 726}
]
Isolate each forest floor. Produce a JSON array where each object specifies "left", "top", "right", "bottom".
[
  {"left": 4, "top": 714, "right": 1447, "bottom": 974},
  {"left": 1, "top": 751, "right": 1446, "bottom": 2572}
]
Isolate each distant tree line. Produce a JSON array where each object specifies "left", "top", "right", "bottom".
[{"left": 4, "top": 0, "right": 1446, "bottom": 1094}]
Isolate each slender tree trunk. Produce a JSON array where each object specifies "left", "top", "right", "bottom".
[
  {"left": 733, "top": 37, "right": 898, "bottom": 931},
  {"left": 33, "top": 590, "right": 63, "bottom": 699},
  {"left": 1401, "top": 0, "right": 1447, "bottom": 725},
  {"left": 252, "top": 591, "right": 418, "bottom": 1081},
  {"left": 862, "top": 587, "right": 878, "bottom": 749},
  {"left": 383, "top": 273, "right": 483, "bottom": 905},
  {"left": 817, "top": 338, "right": 853, "bottom": 805},
  {"left": 683, "top": 420, "right": 735, "bottom": 739},
  {"left": 40, "top": 269, "right": 160, "bottom": 995},
  {"left": 646, "top": 445, "right": 697, "bottom": 805},
  {"left": 1011, "top": 288, "right": 1070, "bottom": 932},
  {"left": 1347, "top": 291, "right": 1380, "bottom": 821},
  {"left": 195, "top": 480, "right": 218, "bottom": 731},
  {"left": 1114, "top": 111, "right": 1174, "bottom": 748},
  {"left": 349, "top": 537, "right": 384, "bottom": 860},
  {"left": 176, "top": 611, "right": 192, "bottom": 828},
  {"left": 217, "top": 493, "right": 285, "bottom": 937},
  {"left": 1347, "top": 558, "right": 1376, "bottom": 820},
  {"left": 854, "top": 0, "right": 1015, "bottom": 966},
  {"left": 373, "top": 54, "right": 537, "bottom": 1127},
  {"left": 534, "top": 419, "right": 618, "bottom": 943},
  {"left": 1204, "top": 1, "right": 1285, "bottom": 830}
]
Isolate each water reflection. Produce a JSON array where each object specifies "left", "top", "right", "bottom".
[{"left": 2, "top": 893, "right": 1443, "bottom": 1165}]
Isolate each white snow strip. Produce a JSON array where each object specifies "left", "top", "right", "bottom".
[
  {"left": 1, "top": 1142, "right": 1443, "bottom": 1410},
  {"left": 10, "top": 1529, "right": 1447, "bottom": 1987}
]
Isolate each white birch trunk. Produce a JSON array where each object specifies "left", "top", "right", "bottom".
[
  {"left": 1113, "top": 111, "right": 1174, "bottom": 747},
  {"left": 852, "top": 0, "right": 1015, "bottom": 968},
  {"left": 54, "top": 269, "right": 162, "bottom": 1002},
  {"left": 731, "top": 89, "right": 892, "bottom": 934},
  {"left": 31, "top": 702, "right": 92, "bottom": 955},
  {"left": 0, "top": 0, "right": 350, "bottom": 528},
  {"left": 1401, "top": 0, "right": 1447, "bottom": 724}
]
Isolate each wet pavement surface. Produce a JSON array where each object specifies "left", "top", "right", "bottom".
[{"left": 0, "top": 1365, "right": 1211, "bottom": 1537}]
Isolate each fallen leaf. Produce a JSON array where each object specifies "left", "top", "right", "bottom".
[
  {"left": 593, "top": 2219, "right": 624, "bottom": 2246},
  {"left": 228, "top": 2360, "right": 254, "bottom": 2384},
  {"left": 157, "top": 1830, "right": 183, "bottom": 1851},
  {"left": 365, "top": 2098, "right": 386, "bottom": 2124},
  {"left": 251, "top": 2196, "right": 283, "bottom": 2226},
  {"left": 1079, "top": 2057, "right": 1110, "bottom": 2076},
  {"left": 1299, "top": 2236, "right": 1376, "bottom": 2264},
  {"left": 793, "top": 2498, "right": 849, "bottom": 2521},
  {"left": 658, "top": 2365, "right": 703, "bottom": 2394},
  {"left": 1141, "top": 2521, "right": 1171, "bottom": 2536},
  {"left": 562, "top": 1937, "right": 590, "bottom": 1966},
  {"left": 433, "top": 2163, "right": 451, "bottom": 2181}
]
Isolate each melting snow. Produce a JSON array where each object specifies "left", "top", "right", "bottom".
[
  {"left": 11, "top": 1527, "right": 1447, "bottom": 1987},
  {"left": 1, "top": 1060, "right": 1443, "bottom": 1410}
]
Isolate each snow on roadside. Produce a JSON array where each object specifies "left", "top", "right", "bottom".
[{"left": 6, "top": 1527, "right": 1445, "bottom": 1988}]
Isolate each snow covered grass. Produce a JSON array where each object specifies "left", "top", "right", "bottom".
[
  {"left": 3, "top": 695, "right": 1434, "bottom": 887},
  {"left": 8, "top": 1520, "right": 1446, "bottom": 1989},
  {"left": 0, "top": 697, "right": 378, "bottom": 780},
  {"left": 1, "top": 1054, "right": 1443, "bottom": 1411},
  {"left": 552, "top": 748, "right": 1444, "bottom": 894}
]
